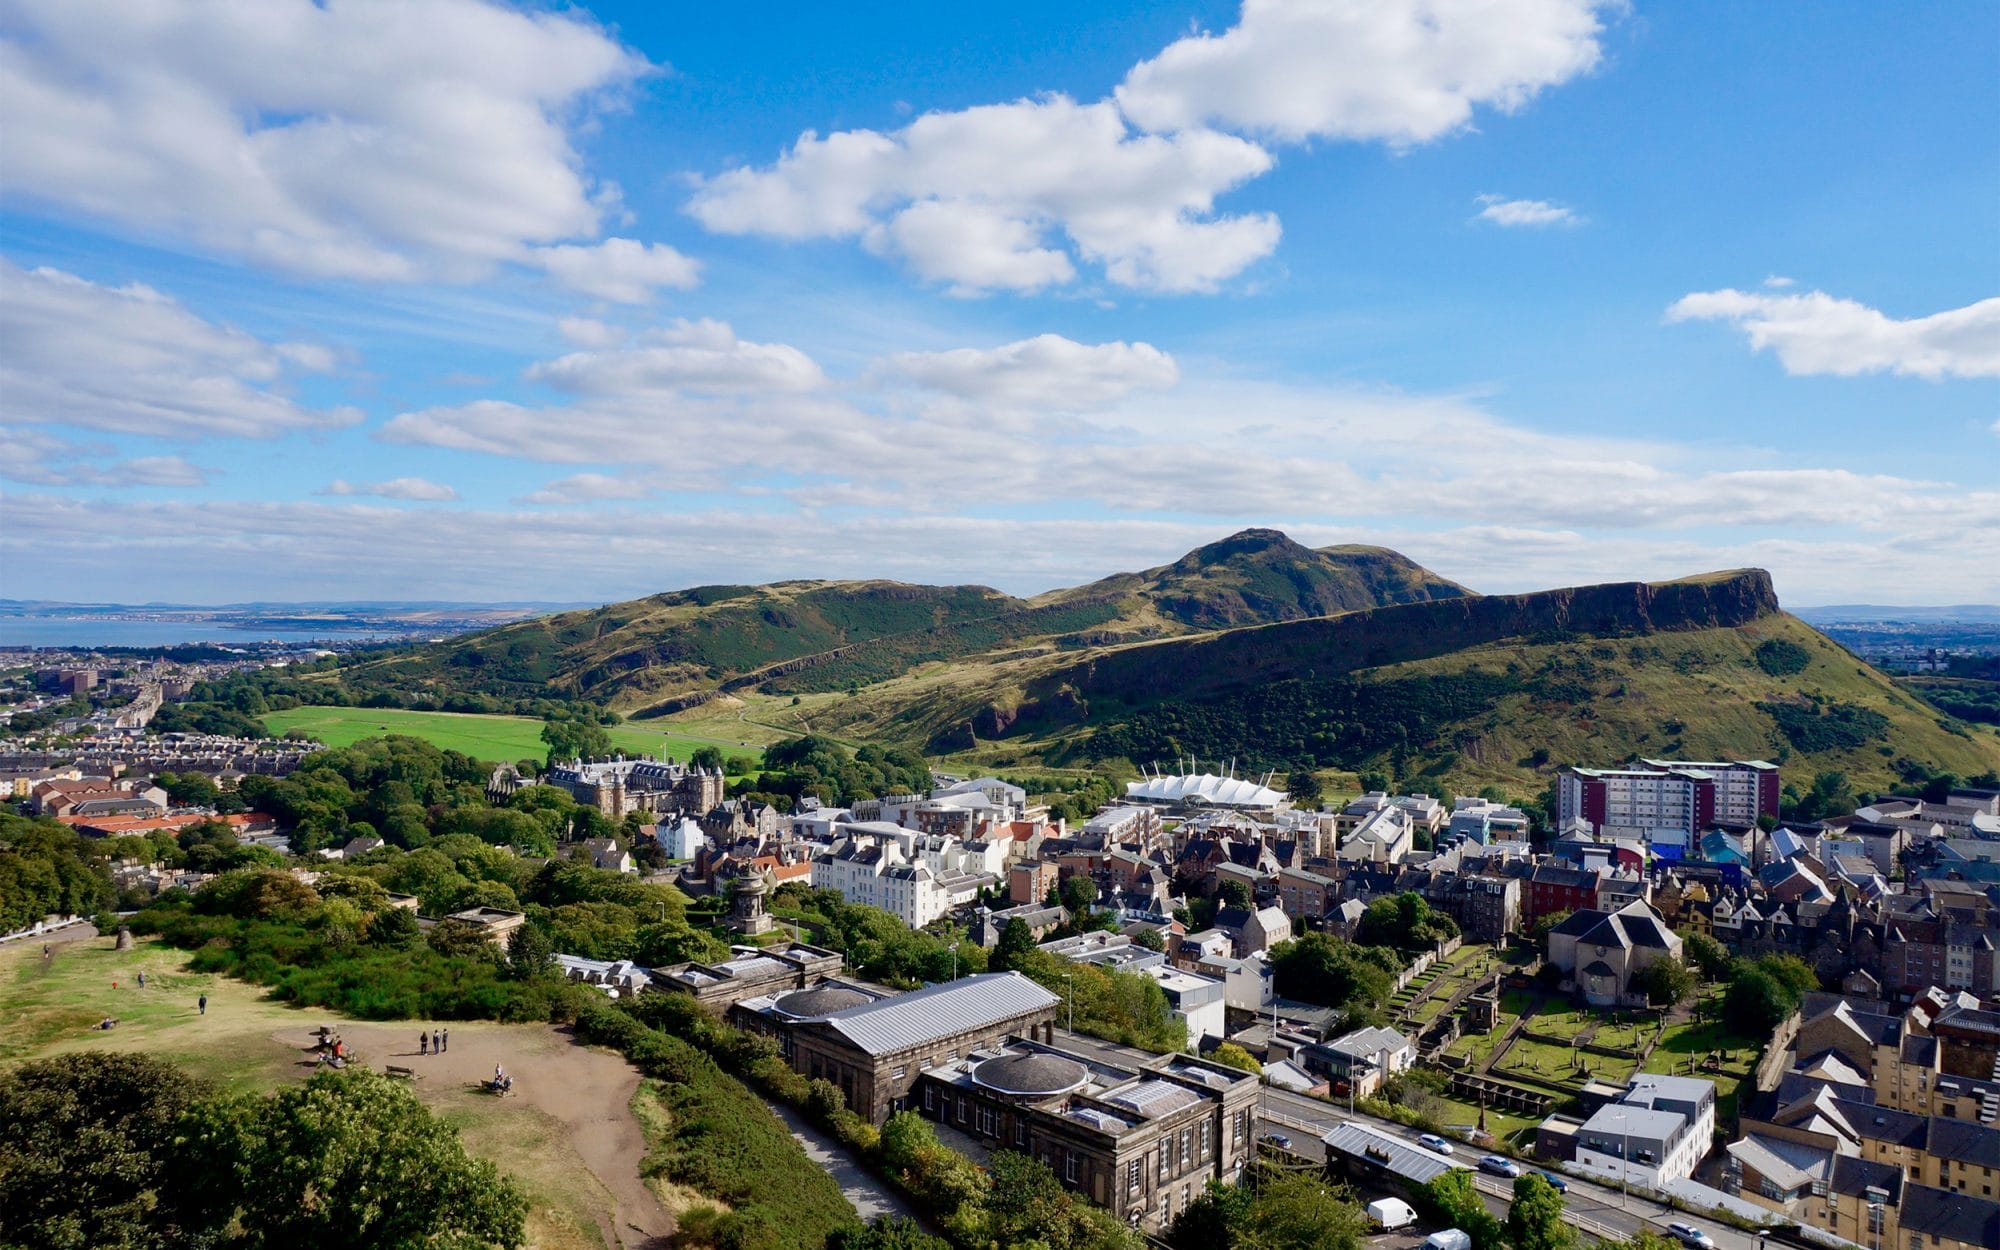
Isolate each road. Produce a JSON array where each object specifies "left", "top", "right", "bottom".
[{"left": 1051, "top": 1029, "right": 1776, "bottom": 1250}]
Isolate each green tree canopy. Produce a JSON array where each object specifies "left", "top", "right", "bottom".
[
  {"left": 225, "top": 1068, "right": 527, "bottom": 1249},
  {"left": 1507, "top": 1173, "right": 1571, "bottom": 1250}
]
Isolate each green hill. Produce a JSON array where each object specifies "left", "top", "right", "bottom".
[
  {"left": 331, "top": 530, "right": 1469, "bottom": 713},
  {"left": 810, "top": 569, "right": 1998, "bottom": 796}
]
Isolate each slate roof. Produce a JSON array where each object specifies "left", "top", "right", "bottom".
[
  {"left": 1899, "top": 1183, "right": 2000, "bottom": 1248},
  {"left": 970, "top": 1052, "right": 1089, "bottom": 1097},
  {"left": 1926, "top": 1117, "right": 2000, "bottom": 1169},
  {"left": 1322, "top": 1120, "right": 1465, "bottom": 1184},
  {"left": 816, "top": 971, "right": 1059, "bottom": 1057}
]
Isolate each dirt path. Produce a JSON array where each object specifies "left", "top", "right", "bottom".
[{"left": 276, "top": 1021, "right": 674, "bottom": 1250}]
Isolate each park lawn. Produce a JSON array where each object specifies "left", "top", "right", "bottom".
[
  {"left": 0, "top": 934, "right": 617, "bottom": 1250},
  {"left": 262, "top": 705, "right": 766, "bottom": 767}
]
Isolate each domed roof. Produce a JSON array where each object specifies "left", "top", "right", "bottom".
[
  {"left": 773, "top": 986, "right": 871, "bottom": 1019},
  {"left": 970, "top": 1053, "right": 1090, "bottom": 1097}
]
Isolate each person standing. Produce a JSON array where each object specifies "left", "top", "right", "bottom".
[
  {"left": 441, "top": 1028, "right": 449, "bottom": 1053},
  {"left": 419, "top": 1031, "right": 428, "bottom": 1056},
  {"left": 432, "top": 1028, "right": 441, "bottom": 1054},
  {"left": 197, "top": 994, "right": 206, "bottom": 1015},
  {"left": 137, "top": 971, "right": 145, "bottom": 988}
]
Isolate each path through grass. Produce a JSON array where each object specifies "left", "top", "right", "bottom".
[{"left": 263, "top": 705, "right": 773, "bottom": 765}]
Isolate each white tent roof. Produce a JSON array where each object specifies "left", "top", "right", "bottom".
[{"left": 1125, "top": 771, "right": 1285, "bottom": 808}]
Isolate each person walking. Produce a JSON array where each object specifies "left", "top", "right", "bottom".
[
  {"left": 432, "top": 1028, "right": 441, "bottom": 1054},
  {"left": 419, "top": 1031, "right": 428, "bottom": 1056},
  {"left": 137, "top": 971, "right": 146, "bottom": 988},
  {"left": 197, "top": 994, "right": 207, "bottom": 1015},
  {"left": 441, "top": 1028, "right": 449, "bottom": 1053}
]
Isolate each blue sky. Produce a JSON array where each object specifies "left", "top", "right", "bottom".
[{"left": 1, "top": 0, "right": 1994, "bottom": 605}]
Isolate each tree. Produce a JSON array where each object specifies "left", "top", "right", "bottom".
[
  {"left": 994, "top": 917, "right": 1038, "bottom": 969},
  {"left": 1417, "top": 1171, "right": 1504, "bottom": 1250},
  {"left": 1060, "top": 873, "right": 1099, "bottom": 916},
  {"left": 689, "top": 746, "right": 725, "bottom": 771},
  {"left": 1680, "top": 931, "right": 1732, "bottom": 981},
  {"left": 228, "top": 1068, "right": 527, "bottom": 1249},
  {"left": 830, "top": 1216, "right": 953, "bottom": 1250},
  {"left": 1531, "top": 910, "right": 1571, "bottom": 950},
  {"left": 1216, "top": 878, "right": 1253, "bottom": 910},
  {"left": 540, "top": 715, "right": 611, "bottom": 766},
  {"left": 1207, "top": 1042, "right": 1263, "bottom": 1075},
  {"left": 506, "top": 923, "right": 556, "bottom": 980},
  {"left": 1244, "top": 1173, "right": 1367, "bottom": 1250},
  {"left": 0, "top": 1052, "right": 231, "bottom": 1250},
  {"left": 1633, "top": 957, "right": 1696, "bottom": 1007},
  {"left": 1168, "top": 1181, "right": 1252, "bottom": 1250},
  {"left": 1287, "top": 768, "right": 1324, "bottom": 806},
  {"left": 1269, "top": 931, "right": 1400, "bottom": 1015},
  {"left": 1723, "top": 965, "right": 1795, "bottom": 1033},
  {"left": 1508, "top": 1173, "right": 1571, "bottom": 1250},
  {"left": 1359, "top": 771, "right": 1391, "bottom": 794},
  {"left": 1130, "top": 926, "right": 1166, "bottom": 953},
  {"left": 427, "top": 919, "right": 503, "bottom": 962}
]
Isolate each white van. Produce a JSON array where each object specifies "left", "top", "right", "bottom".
[
  {"left": 1422, "top": 1230, "right": 1472, "bottom": 1250},
  {"left": 1366, "top": 1197, "right": 1416, "bottom": 1230}
]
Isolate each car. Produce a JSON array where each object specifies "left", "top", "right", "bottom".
[
  {"left": 1478, "top": 1154, "right": 1522, "bottom": 1177},
  {"left": 1666, "top": 1222, "right": 1716, "bottom": 1250},
  {"left": 1535, "top": 1171, "right": 1569, "bottom": 1193},
  {"left": 1417, "top": 1133, "right": 1455, "bottom": 1156},
  {"left": 1259, "top": 1132, "right": 1292, "bottom": 1151}
]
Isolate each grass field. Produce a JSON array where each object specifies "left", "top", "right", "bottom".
[
  {"left": 263, "top": 705, "right": 773, "bottom": 765},
  {"left": 0, "top": 933, "right": 658, "bottom": 1250}
]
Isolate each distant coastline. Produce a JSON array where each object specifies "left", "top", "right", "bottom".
[{"left": 0, "top": 618, "right": 406, "bottom": 648}]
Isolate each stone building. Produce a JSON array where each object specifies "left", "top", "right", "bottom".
[
  {"left": 653, "top": 942, "right": 846, "bottom": 1014},
  {"left": 491, "top": 756, "right": 726, "bottom": 819},
  {"left": 762, "top": 971, "right": 1063, "bottom": 1124},
  {"left": 913, "top": 1040, "right": 1260, "bottom": 1231}
]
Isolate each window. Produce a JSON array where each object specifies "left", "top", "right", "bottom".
[
  {"left": 978, "top": 1106, "right": 998, "bottom": 1136},
  {"left": 1127, "top": 1159, "right": 1141, "bottom": 1198},
  {"left": 923, "top": 1086, "right": 934, "bottom": 1111},
  {"left": 1200, "top": 1121, "right": 1212, "bottom": 1159},
  {"left": 1159, "top": 1149, "right": 1169, "bottom": 1181},
  {"left": 1066, "top": 1155, "right": 1080, "bottom": 1183},
  {"left": 1180, "top": 1129, "right": 1192, "bottom": 1168},
  {"left": 1233, "top": 1110, "right": 1247, "bottom": 1147},
  {"left": 956, "top": 1096, "right": 968, "bottom": 1124},
  {"left": 892, "top": 1066, "right": 906, "bottom": 1080},
  {"left": 1016, "top": 1120, "right": 1027, "bottom": 1146}
]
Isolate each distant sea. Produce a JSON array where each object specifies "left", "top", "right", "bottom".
[{"left": 0, "top": 618, "right": 404, "bottom": 648}]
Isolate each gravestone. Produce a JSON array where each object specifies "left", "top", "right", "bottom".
[{"left": 114, "top": 925, "right": 133, "bottom": 951}]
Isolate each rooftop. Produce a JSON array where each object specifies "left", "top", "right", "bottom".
[{"left": 815, "top": 971, "right": 1059, "bottom": 1057}]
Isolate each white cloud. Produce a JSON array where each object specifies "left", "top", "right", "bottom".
[
  {"left": 525, "top": 320, "right": 826, "bottom": 396},
  {"left": 0, "top": 426, "right": 209, "bottom": 487},
  {"left": 687, "top": 95, "right": 1280, "bottom": 294},
  {"left": 1474, "top": 194, "right": 1582, "bottom": 228},
  {"left": 1762, "top": 275, "right": 1795, "bottom": 289},
  {"left": 1116, "top": 0, "right": 1612, "bottom": 144},
  {"left": 0, "top": 259, "right": 357, "bottom": 439},
  {"left": 534, "top": 239, "right": 701, "bottom": 303},
  {"left": 0, "top": 0, "right": 650, "bottom": 281},
  {"left": 7, "top": 495, "right": 1997, "bottom": 605},
  {"left": 519, "top": 473, "right": 658, "bottom": 505},
  {"left": 557, "top": 317, "right": 628, "bottom": 349},
  {"left": 316, "top": 477, "right": 459, "bottom": 501},
  {"left": 879, "top": 335, "right": 1179, "bottom": 408},
  {"left": 1667, "top": 288, "right": 2000, "bottom": 379}
]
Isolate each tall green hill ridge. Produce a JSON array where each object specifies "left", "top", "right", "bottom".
[
  {"left": 330, "top": 532, "right": 1999, "bottom": 795},
  {"left": 338, "top": 529, "right": 1467, "bottom": 711}
]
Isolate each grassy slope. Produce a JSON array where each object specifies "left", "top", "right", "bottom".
[
  {"left": 0, "top": 935, "right": 615, "bottom": 1250},
  {"left": 1343, "top": 611, "right": 1999, "bottom": 794},
  {"left": 262, "top": 705, "right": 780, "bottom": 764},
  {"left": 826, "top": 611, "right": 2000, "bottom": 797}
]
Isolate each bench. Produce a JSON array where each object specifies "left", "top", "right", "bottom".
[{"left": 386, "top": 1065, "right": 418, "bottom": 1079}]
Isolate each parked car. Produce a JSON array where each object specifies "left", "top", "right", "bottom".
[
  {"left": 1666, "top": 1222, "right": 1717, "bottom": 1250},
  {"left": 1479, "top": 1154, "right": 1522, "bottom": 1177},
  {"left": 1421, "top": 1230, "right": 1472, "bottom": 1250},
  {"left": 1535, "top": 1171, "right": 1569, "bottom": 1193},
  {"left": 1367, "top": 1197, "right": 1417, "bottom": 1230},
  {"left": 1417, "top": 1133, "right": 1455, "bottom": 1156},
  {"left": 1259, "top": 1132, "right": 1292, "bottom": 1151}
]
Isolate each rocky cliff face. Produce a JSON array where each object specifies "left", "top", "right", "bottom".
[{"left": 937, "top": 569, "right": 1779, "bottom": 746}]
